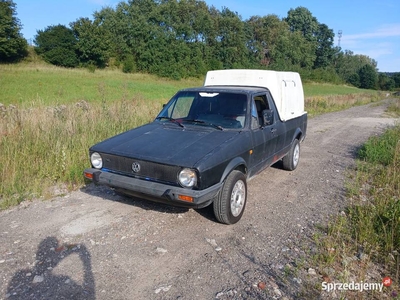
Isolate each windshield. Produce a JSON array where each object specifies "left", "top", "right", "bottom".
[{"left": 156, "top": 91, "right": 247, "bottom": 129}]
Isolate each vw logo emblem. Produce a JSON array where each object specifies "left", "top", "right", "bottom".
[{"left": 132, "top": 162, "right": 141, "bottom": 173}]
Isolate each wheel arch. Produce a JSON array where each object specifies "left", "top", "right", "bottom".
[
  {"left": 292, "top": 128, "right": 303, "bottom": 143},
  {"left": 219, "top": 157, "right": 247, "bottom": 184}
]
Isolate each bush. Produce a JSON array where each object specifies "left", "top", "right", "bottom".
[
  {"left": 358, "top": 64, "right": 378, "bottom": 89},
  {"left": 347, "top": 73, "right": 360, "bottom": 87},
  {"left": 87, "top": 63, "right": 96, "bottom": 73},
  {"left": 34, "top": 25, "right": 78, "bottom": 68},
  {"left": 42, "top": 47, "right": 78, "bottom": 68},
  {"left": 358, "top": 126, "right": 400, "bottom": 166},
  {"left": 122, "top": 55, "right": 136, "bottom": 73}
]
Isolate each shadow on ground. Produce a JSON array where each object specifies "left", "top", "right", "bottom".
[
  {"left": 6, "top": 237, "right": 96, "bottom": 300},
  {"left": 80, "top": 183, "right": 218, "bottom": 223}
]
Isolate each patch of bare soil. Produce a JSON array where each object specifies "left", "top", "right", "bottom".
[{"left": 0, "top": 100, "right": 397, "bottom": 300}]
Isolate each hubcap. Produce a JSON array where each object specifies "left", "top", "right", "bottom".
[
  {"left": 230, "top": 180, "right": 246, "bottom": 217},
  {"left": 293, "top": 143, "right": 300, "bottom": 167}
]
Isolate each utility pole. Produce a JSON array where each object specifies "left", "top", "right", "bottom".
[{"left": 338, "top": 30, "right": 342, "bottom": 47}]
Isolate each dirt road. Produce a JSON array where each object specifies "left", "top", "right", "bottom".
[{"left": 0, "top": 100, "right": 397, "bottom": 300}]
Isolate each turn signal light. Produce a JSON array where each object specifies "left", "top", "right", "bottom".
[
  {"left": 178, "top": 195, "right": 194, "bottom": 202},
  {"left": 84, "top": 172, "right": 93, "bottom": 179}
]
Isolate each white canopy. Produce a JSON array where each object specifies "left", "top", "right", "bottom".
[{"left": 204, "top": 69, "right": 306, "bottom": 121}]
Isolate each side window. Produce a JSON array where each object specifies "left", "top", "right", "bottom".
[
  {"left": 251, "top": 100, "right": 259, "bottom": 129},
  {"left": 265, "top": 92, "right": 274, "bottom": 111},
  {"left": 252, "top": 94, "right": 269, "bottom": 127}
]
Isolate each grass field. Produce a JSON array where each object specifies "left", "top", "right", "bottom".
[
  {"left": 0, "top": 63, "right": 387, "bottom": 208},
  {"left": 303, "top": 81, "right": 378, "bottom": 96},
  {"left": 312, "top": 123, "right": 400, "bottom": 298},
  {"left": 0, "top": 63, "right": 203, "bottom": 107},
  {"left": 1, "top": 63, "right": 383, "bottom": 106}
]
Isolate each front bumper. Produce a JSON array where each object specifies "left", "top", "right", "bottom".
[{"left": 83, "top": 168, "right": 222, "bottom": 209}]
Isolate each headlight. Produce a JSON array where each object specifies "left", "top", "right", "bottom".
[
  {"left": 178, "top": 168, "right": 197, "bottom": 188},
  {"left": 91, "top": 152, "right": 103, "bottom": 169}
]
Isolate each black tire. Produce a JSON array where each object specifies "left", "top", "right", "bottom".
[
  {"left": 213, "top": 170, "right": 247, "bottom": 225},
  {"left": 282, "top": 139, "right": 300, "bottom": 171}
]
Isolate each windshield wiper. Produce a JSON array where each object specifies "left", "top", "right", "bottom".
[
  {"left": 208, "top": 123, "right": 224, "bottom": 131},
  {"left": 156, "top": 116, "right": 185, "bottom": 128},
  {"left": 184, "top": 119, "right": 224, "bottom": 131},
  {"left": 183, "top": 119, "right": 204, "bottom": 124}
]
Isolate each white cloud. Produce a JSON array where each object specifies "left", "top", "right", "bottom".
[
  {"left": 338, "top": 25, "right": 400, "bottom": 72},
  {"left": 361, "top": 42, "right": 394, "bottom": 57},
  {"left": 342, "top": 23, "right": 400, "bottom": 41}
]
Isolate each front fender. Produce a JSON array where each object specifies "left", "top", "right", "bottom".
[{"left": 220, "top": 157, "right": 247, "bottom": 183}]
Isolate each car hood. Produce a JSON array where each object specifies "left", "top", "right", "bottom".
[{"left": 90, "top": 122, "right": 240, "bottom": 167}]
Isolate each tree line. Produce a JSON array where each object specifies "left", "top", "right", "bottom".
[{"left": 1, "top": 0, "right": 400, "bottom": 90}]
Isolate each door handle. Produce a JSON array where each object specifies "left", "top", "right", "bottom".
[{"left": 271, "top": 128, "right": 277, "bottom": 134}]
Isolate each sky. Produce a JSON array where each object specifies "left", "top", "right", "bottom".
[{"left": 14, "top": 0, "right": 400, "bottom": 72}]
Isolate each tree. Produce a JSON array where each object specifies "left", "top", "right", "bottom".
[
  {"left": 245, "top": 15, "right": 286, "bottom": 66},
  {"left": 112, "top": 0, "right": 161, "bottom": 72},
  {"left": 285, "top": 7, "right": 318, "bottom": 43},
  {"left": 34, "top": 25, "right": 78, "bottom": 67},
  {"left": 0, "top": 0, "right": 28, "bottom": 62},
  {"left": 92, "top": 5, "right": 132, "bottom": 63},
  {"left": 285, "top": 7, "right": 337, "bottom": 70},
  {"left": 358, "top": 64, "right": 378, "bottom": 89},
  {"left": 347, "top": 73, "right": 360, "bottom": 87},
  {"left": 314, "top": 23, "right": 335, "bottom": 69},
  {"left": 335, "top": 50, "right": 378, "bottom": 85},
  {"left": 392, "top": 73, "right": 400, "bottom": 88},
  {"left": 271, "top": 29, "right": 316, "bottom": 70},
  {"left": 70, "top": 17, "right": 110, "bottom": 67},
  {"left": 378, "top": 73, "right": 395, "bottom": 91},
  {"left": 213, "top": 7, "right": 249, "bottom": 69}
]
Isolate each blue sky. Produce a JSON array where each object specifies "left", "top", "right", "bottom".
[{"left": 15, "top": 0, "right": 400, "bottom": 72}]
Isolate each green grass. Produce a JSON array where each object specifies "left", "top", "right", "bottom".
[
  {"left": 0, "top": 63, "right": 203, "bottom": 107},
  {"left": 386, "top": 98, "right": 400, "bottom": 117},
  {"left": 350, "top": 126, "right": 400, "bottom": 259},
  {"left": 303, "top": 82, "right": 380, "bottom": 97},
  {"left": 1, "top": 63, "right": 382, "bottom": 107},
  {"left": 311, "top": 125, "right": 400, "bottom": 298}
]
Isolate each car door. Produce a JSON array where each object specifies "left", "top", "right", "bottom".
[
  {"left": 265, "top": 91, "right": 287, "bottom": 158},
  {"left": 248, "top": 99, "right": 266, "bottom": 176},
  {"left": 253, "top": 94, "right": 276, "bottom": 163}
]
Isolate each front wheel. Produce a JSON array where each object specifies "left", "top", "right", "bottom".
[
  {"left": 213, "top": 170, "right": 247, "bottom": 225},
  {"left": 282, "top": 139, "right": 300, "bottom": 171}
]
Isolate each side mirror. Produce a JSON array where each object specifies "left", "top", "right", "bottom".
[
  {"left": 162, "top": 104, "right": 167, "bottom": 108},
  {"left": 262, "top": 109, "right": 274, "bottom": 126}
]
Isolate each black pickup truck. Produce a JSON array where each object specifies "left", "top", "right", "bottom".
[{"left": 84, "top": 70, "right": 307, "bottom": 224}]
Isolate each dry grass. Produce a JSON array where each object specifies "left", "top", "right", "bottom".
[
  {"left": 0, "top": 97, "right": 160, "bottom": 208},
  {"left": 305, "top": 93, "right": 384, "bottom": 117},
  {"left": 386, "top": 98, "right": 400, "bottom": 117}
]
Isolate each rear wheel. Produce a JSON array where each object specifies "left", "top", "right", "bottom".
[
  {"left": 282, "top": 139, "right": 300, "bottom": 171},
  {"left": 213, "top": 170, "right": 247, "bottom": 224}
]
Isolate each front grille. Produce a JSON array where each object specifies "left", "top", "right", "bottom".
[{"left": 101, "top": 153, "right": 181, "bottom": 185}]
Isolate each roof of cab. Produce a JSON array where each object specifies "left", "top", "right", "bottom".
[{"left": 179, "top": 85, "right": 270, "bottom": 95}]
